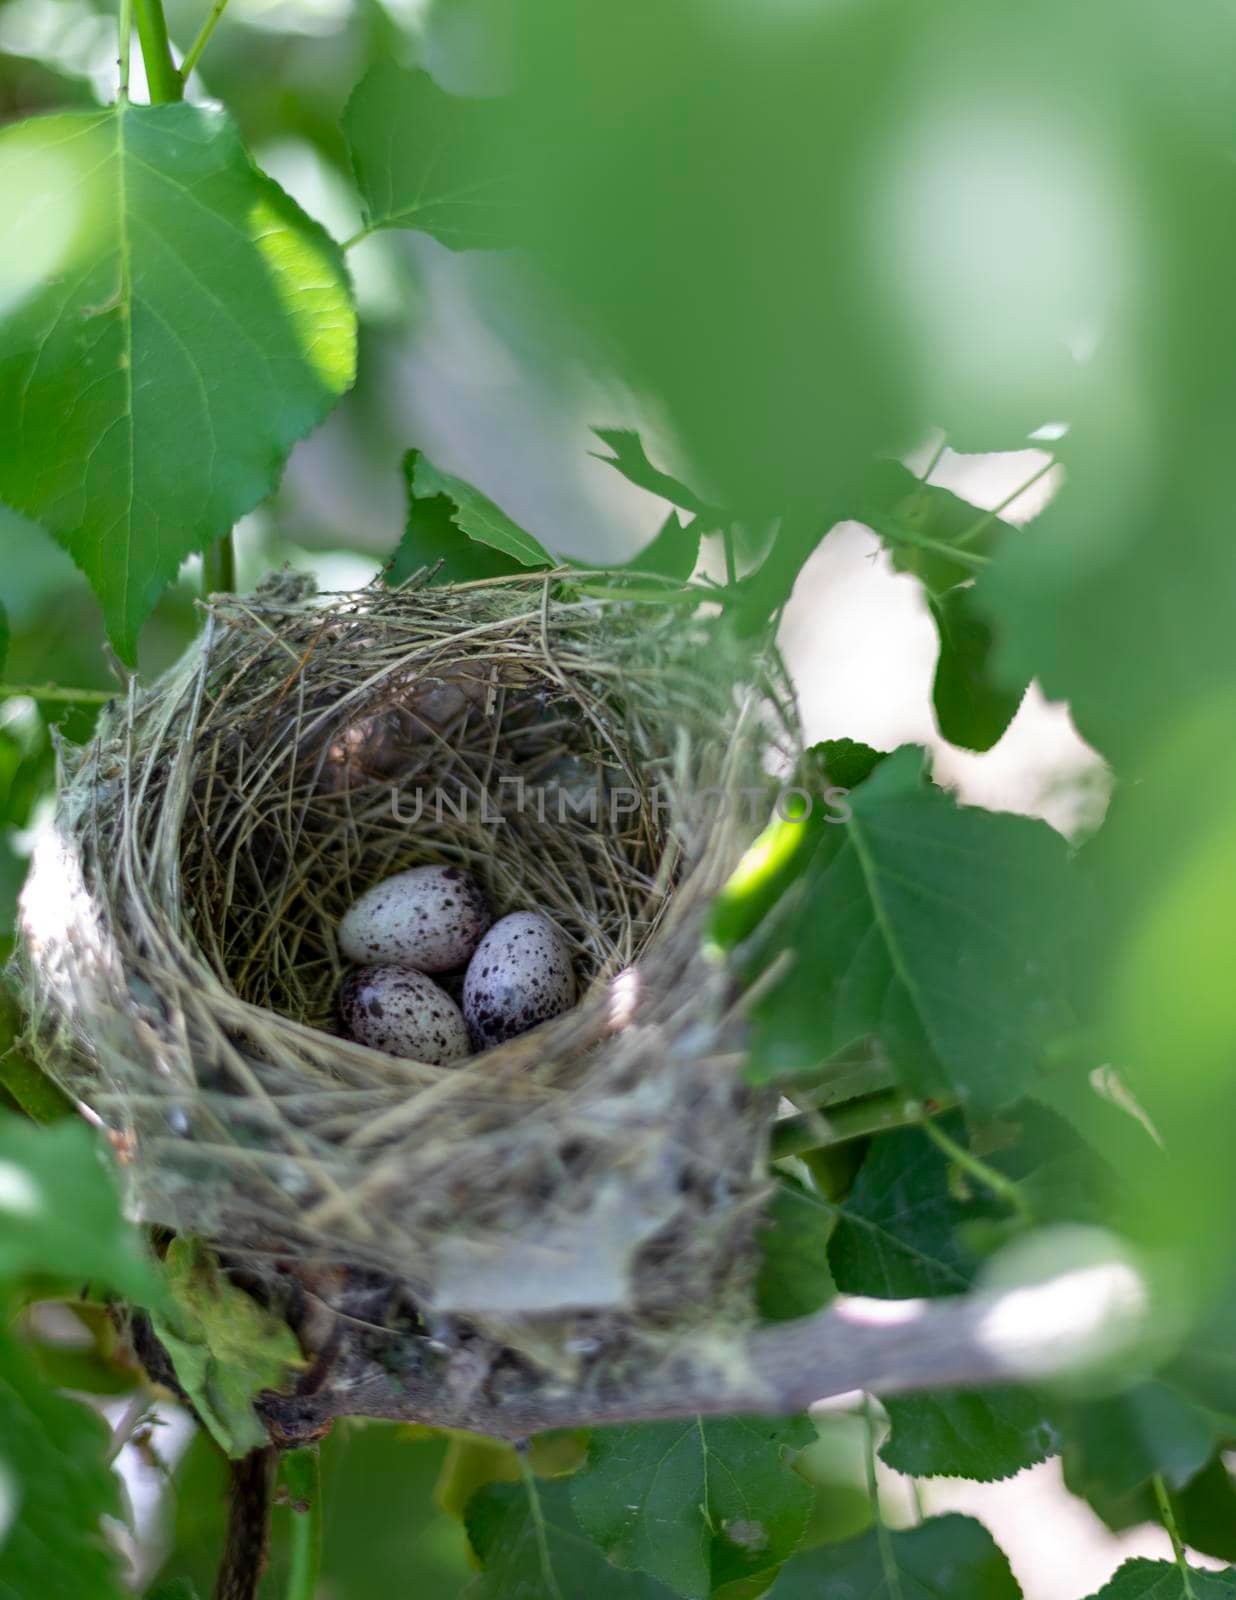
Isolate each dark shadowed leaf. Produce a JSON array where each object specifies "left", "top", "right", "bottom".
[
  {"left": 755, "top": 1176, "right": 836, "bottom": 1323},
  {"left": 570, "top": 1417, "right": 814, "bottom": 1598},
  {"left": 0, "top": 103, "right": 356, "bottom": 661},
  {"left": 467, "top": 1477, "right": 677, "bottom": 1599},
  {"left": 343, "top": 62, "right": 516, "bottom": 250},
  {"left": 881, "top": 1389, "right": 1060, "bottom": 1482},
  {"left": 766, "top": 1513, "right": 1021, "bottom": 1599},
  {"left": 931, "top": 585, "right": 1029, "bottom": 752},
  {"left": 1062, "top": 1382, "right": 1218, "bottom": 1503}
]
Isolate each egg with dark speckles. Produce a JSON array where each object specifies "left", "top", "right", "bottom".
[
  {"left": 340, "top": 966, "right": 470, "bottom": 1063},
  {"left": 463, "top": 911, "right": 576, "bottom": 1050},
  {"left": 338, "top": 865, "right": 491, "bottom": 972}
]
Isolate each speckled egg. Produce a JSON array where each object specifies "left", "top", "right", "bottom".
[
  {"left": 340, "top": 966, "right": 470, "bottom": 1064},
  {"left": 463, "top": 911, "right": 576, "bottom": 1050},
  {"left": 338, "top": 865, "right": 491, "bottom": 972}
]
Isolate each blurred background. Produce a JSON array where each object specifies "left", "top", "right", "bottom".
[{"left": 4, "top": 0, "right": 1235, "bottom": 1592}]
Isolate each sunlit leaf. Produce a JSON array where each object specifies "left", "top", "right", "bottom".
[
  {"left": 151, "top": 1236, "right": 300, "bottom": 1457},
  {"left": 0, "top": 104, "right": 356, "bottom": 661},
  {"left": 0, "top": 1116, "right": 157, "bottom": 1301}
]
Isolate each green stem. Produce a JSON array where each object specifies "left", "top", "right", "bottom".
[
  {"left": 1152, "top": 1474, "right": 1197, "bottom": 1599},
  {"left": 133, "top": 0, "right": 182, "bottom": 103},
  {"left": 919, "top": 434, "right": 949, "bottom": 483},
  {"left": 203, "top": 533, "right": 237, "bottom": 596},
  {"left": 180, "top": 0, "right": 230, "bottom": 82},
  {"left": 283, "top": 1447, "right": 323, "bottom": 1600},
  {"left": 864, "top": 1398, "right": 903, "bottom": 1600},
  {"left": 953, "top": 456, "right": 1057, "bottom": 549},
  {"left": 341, "top": 224, "right": 373, "bottom": 252},
  {"left": 771, "top": 1091, "right": 954, "bottom": 1163},
  {"left": 722, "top": 526, "right": 738, "bottom": 588},
  {"left": 921, "top": 1115, "right": 1033, "bottom": 1226},
  {"left": 864, "top": 512, "right": 990, "bottom": 572},
  {"left": 518, "top": 1451, "right": 563, "bottom": 1600},
  {"left": 117, "top": 0, "right": 135, "bottom": 97},
  {"left": 0, "top": 684, "right": 114, "bottom": 705}
]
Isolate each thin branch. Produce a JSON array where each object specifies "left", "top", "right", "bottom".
[
  {"left": 921, "top": 1115, "right": 1033, "bottom": 1226},
  {"left": 771, "top": 1092, "right": 953, "bottom": 1163}
]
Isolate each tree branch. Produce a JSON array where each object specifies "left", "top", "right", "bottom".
[{"left": 261, "top": 1265, "right": 1141, "bottom": 1445}]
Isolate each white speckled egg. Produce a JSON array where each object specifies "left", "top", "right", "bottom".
[
  {"left": 463, "top": 911, "right": 576, "bottom": 1050},
  {"left": 340, "top": 966, "right": 469, "bottom": 1064},
  {"left": 338, "top": 865, "right": 491, "bottom": 972}
]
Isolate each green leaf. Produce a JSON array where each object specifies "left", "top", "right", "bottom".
[
  {"left": 406, "top": 454, "right": 554, "bottom": 569},
  {"left": 0, "top": 1116, "right": 158, "bottom": 1301},
  {"left": 829, "top": 1104, "right": 1108, "bottom": 1300},
  {"left": 766, "top": 1513, "right": 1021, "bottom": 1599},
  {"left": 391, "top": 451, "right": 537, "bottom": 585},
  {"left": 150, "top": 1236, "right": 300, "bottom": 1457},
  {"left": 748, "top": 745, "right": 1079, "bottom": 1111},
  {"left": 570, "top": 1417, "right": 814, "bottom": 1598},
  {"left": 0, "top": 103, "right": 357, "bottom": 662},
  {"left": 931, "top": 585, "right": 1029, "bottom": 753},
  {"left": 1062, "top": 1383, "right": 1218, "bottom": 1503},
  {"left": 343, "top": 62, "right": 515, "bottom": 250},
  {"left": 859, "top": 461, "right": 1014, "bottom": 598},
  {"left": 755, "top": 1176, "right": 836, "bottom": 1323},
  {"left": 0, "top": 1325, "right": 126, "bottom": 1599},
  {"left": 611, "top": 511, "right": 701, "bottom": 583},
  {"left": 466, "top": 1477, "right": 677, "bottom": 1599},
  {"left": 881, "top": 1389, "right": 1060, "bottom": 1482},
  {"left": 591, "top": 429, "right": 721, "bottom": 522},
  {"left": 1084, "top": 1560, "right": 1236, "bottom": 1599},
  {"left": 1171, "top": 1456, "right": 1236, "bottom": 1564},
  {"left": 827, "top": 1118, "right": 977, "bottom": 1298}
]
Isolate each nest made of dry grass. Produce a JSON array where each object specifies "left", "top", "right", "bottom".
[{"left": 17, "top": 568, "right": 799, "bottom": 1376}]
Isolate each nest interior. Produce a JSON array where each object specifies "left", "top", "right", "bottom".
[{"left": 18, "top": 570, "right": 797, "bottom": 1403}]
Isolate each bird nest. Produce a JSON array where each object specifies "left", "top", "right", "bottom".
[{"left": 15, "top": 569, "right": 800, "bottom": 1429}]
